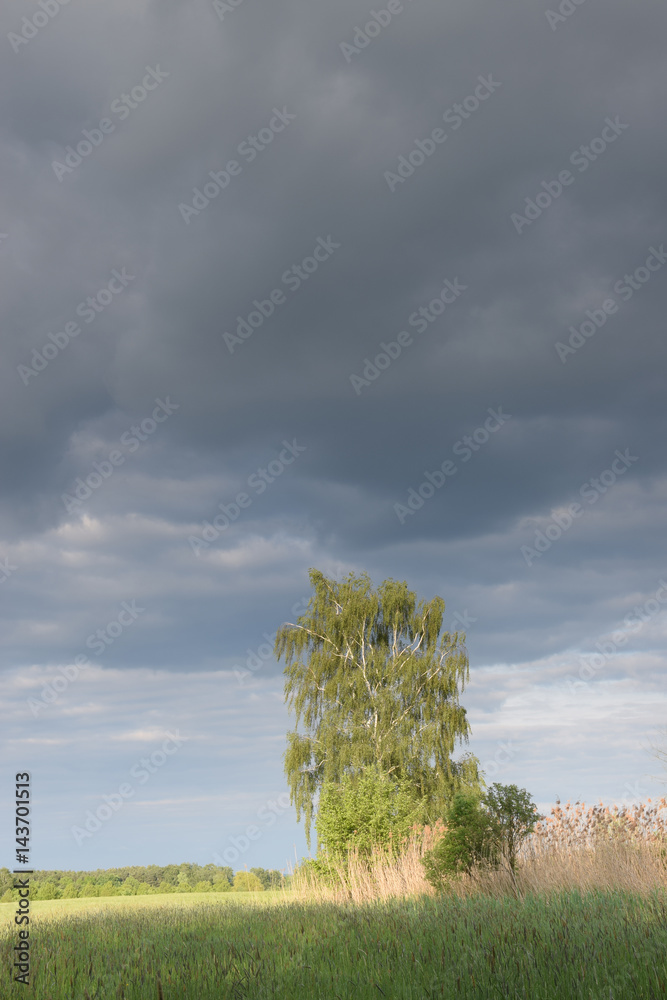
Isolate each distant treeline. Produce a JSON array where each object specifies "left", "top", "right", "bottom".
[{"left": 0, "top": 864, "right": 289, "bottom": 901}]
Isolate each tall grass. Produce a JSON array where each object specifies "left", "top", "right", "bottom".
[
  {"left": 288, "top": 820, "right": 445, "bottom": 903},
  {"left": 3, "top": 887, "right": 667, "bottom": 998},
  {"left": 291, "top": 797, "right": 667, "bottom": 903}
]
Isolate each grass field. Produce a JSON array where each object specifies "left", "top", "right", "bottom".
[
  {"left": 2, "top": 887, "right": 667, "bottom": 999},
  {"left": 3, "top": 801, "right": 666, "bottom": 998}
]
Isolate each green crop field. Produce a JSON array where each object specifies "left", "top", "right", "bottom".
[{"left": 2, "top": 887, "right": 666, "bottom": 999}]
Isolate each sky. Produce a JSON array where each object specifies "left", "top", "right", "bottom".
[{"left": 1, "top": 0, "right": 666, "bottom": 875}]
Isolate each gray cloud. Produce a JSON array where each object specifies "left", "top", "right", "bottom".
[{"left": 1, "top": 0, "right": 666, "bottom": 867}]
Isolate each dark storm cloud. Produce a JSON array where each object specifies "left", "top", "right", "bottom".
[{"left": 0, "top": 0, "right": 665, "bottom": 802}]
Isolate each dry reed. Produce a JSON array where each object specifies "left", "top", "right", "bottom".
[{"left": 290, "top": 798, "right": 667, "bottom": 903}]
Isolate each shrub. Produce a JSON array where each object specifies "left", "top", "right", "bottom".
[
  {"left": 421, "top": 792, "right": 500, "bottom": 893},
  {"left": 315, "top": 764, "right": 424, "bottom": 861},
  {"left": 212, "top": 879, "right": 232, "bottom": 893},
  {"left": 294, "top": 856, "right": 341, "bottom": 889},
  {"left": 483, "top": 782, "right": 542, "bottom": 874},
  {"left": 232, "top": 871, "right": 264, "bottom": 892},
  {"left": 421, "top": 783, "right": 541, "bottom": 894}
]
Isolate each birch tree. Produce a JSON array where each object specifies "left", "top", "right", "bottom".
[{"left": 275, "top": 568, "right": 481, "bottom": 846}]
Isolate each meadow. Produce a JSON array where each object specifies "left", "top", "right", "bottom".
[
  {"left": 1, "top": 888, "right": 666, "bottom": 999},
  {"left": 1, "top": 798, "right": 666, "bottom": 999}
]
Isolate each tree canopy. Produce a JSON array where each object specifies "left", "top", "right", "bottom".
[{"left": 275, "top": 568, "right": 481, "bottom": 845}]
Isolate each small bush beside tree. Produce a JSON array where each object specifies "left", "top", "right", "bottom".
[
  {"left": 483, "top": 782, "right": 543, "bottom": 875},
  {"left": 422, "top": 783, "right": 542, "bottom": 895},
  {"left": 316, "top": 764, "right": 424, "bottom": 860}
]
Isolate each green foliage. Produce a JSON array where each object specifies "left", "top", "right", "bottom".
[
  {"left": 294, "top": 856, "right": 341, "bottom": 888},
  {"left": 0, "top": 869, "right": 14, "bottom": 897},
  {"left": 315, "top": 764, "right": 424, "bottom": 859},
  {"left": 483, "top": 782, "right": 543, "bottom": 873},
  {"left": 249, "top": 867, "right": 286, "bottom": 890},
  {"left": 232, "top": 871, "right": 264, "bottom": 892},
  {"left": 212, "top": 879, "right": 232, "bottom": 893},
  {"left": 276, "top": 568, "right": 481, "bottom": 845},
  {"left": 79, "top": 877, "right": 100, "bottom": 898},
  {"left": 215, "top": 866, "right": 234, "bottom": 887},
  {"left": 0, "top": 863, "right": 274, "bottom": 900},
  {"left": 421, "top": 792, "right": 500, "bottom": 891},
  {"left": 35, "top": 880, "right": 60, "bottom": 900},
  {"left": 59, "top": 879, "right": 78, "bottom": 899},
  {"left": 421, "top": 783, "right": 542, "bottom": 893},
  {"left": 118, "top": 877, "right": 140, "bottom": 896},
  {"left": 176, "top": 871, "right": 193, "bottom": 892}
]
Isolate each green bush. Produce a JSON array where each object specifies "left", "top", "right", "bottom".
[
  {"left": 212, "top": 878, "right": 232, "bottom": 892},
  {"left": 295, "top": 856, "right": 342, "bottom": 888},
  {"left": 483, "top": 782, "right": 542, "bottom": 874},
  {"left": 232, "top": 871, "right": 264, "bottom": 892},
  {"left": 421, "top": 792, "right": 500, "bottom": 892},
  {"left": 421, "top": 783, "right": 541, "bottom": 894},
  {"left": 315, "top": 764, "right": 424, "bottom": 860}
]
